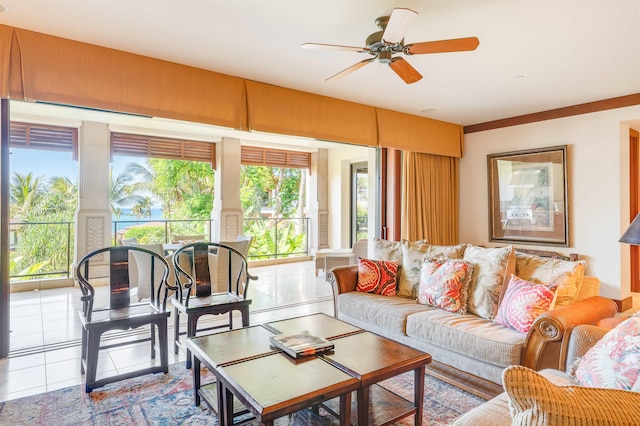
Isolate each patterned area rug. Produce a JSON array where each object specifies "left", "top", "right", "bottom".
[{"left": 0, "top": 363, "right": 485, "bottom": 425}]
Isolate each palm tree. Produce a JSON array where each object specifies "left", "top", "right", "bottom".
[
  {"left": 109, "top": 166, "right": 146, "bottom": 215},
  {"left": 10, "top": 172, "right": 44, "bottom": 219}
]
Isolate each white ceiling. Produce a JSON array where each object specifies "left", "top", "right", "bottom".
[{"left": 1, "top": 0, "right": 640, "bottom": 127}]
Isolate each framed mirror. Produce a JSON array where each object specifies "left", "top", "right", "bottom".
[{"left": 487, "top": 145, "right": 568, "bottom": 246}]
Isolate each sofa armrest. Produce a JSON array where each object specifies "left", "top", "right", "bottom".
[
  {"left": 327, "top": 265, "right": 358, "bottom": 317},
  {"left": 521, "top": 296, "right": 617, "bottom": 371}
]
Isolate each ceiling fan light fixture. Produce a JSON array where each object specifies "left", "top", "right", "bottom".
[
  {"left": 382, "top": 8, "right": 418, "bottom": 44},
  {"left": 378, "top": 51, "right": 392, "bottom": 65}
]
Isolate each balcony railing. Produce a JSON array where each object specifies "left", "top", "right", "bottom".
[
  {"left": 9, "top": 221, "right": 74, "bottom": 280},
  {"left": 9, "top": 217, "right": 310, "bottom": 281}
]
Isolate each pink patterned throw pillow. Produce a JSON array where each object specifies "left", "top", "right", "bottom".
[
  {"left": 495, "top": 275, "right": 557, "bottom": 334},
  {"left": 356, "top": 258, "right": 399, "bottom": 296},
  {"left": 417, "top": 258, "right": 474, "bottom": 314},
  {"left": 575, "top": 315, "right": 640, "bottom": 390}
]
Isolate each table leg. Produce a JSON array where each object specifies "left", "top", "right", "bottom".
[
  {"left": 193, "top": 356, "right": 201, "bottom": 406},
  {"left": 339, "top": 391, "right": 352, "bottom": 426},
  {"left": 414, "top": 365, "right": 426, "bottom": 426},
  {"left": 222, "top": 384, "right": 235, "bottom": 426},
  {"left": 357, "top": 385, "right": 369, "bottom": 426}
]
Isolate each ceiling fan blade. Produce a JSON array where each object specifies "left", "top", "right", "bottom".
[
  {"left": 405, "top": 37, "right": 480, "bottom": 55},
  {"left": 326, "top": 58, "right": 375, "bottom": 81},
  {"left": 389, "top": 57, "right": 423, "bottom": 84},
  {"left": 382, "top": 8, "right": 418, "bottom": 44},
  {"left": 301, "top": 42, "right": 370, "bottom": 53}
]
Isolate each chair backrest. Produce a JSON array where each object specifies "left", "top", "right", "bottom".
[
  {"left": 172, "top": 242, "right": 256, "bottom": 303},
  {"left": 76, "top": 246, "right": 170, "bottom": 321}
]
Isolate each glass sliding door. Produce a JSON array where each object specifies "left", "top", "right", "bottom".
[{"left": 350, "top": 162, "right": 368, "bottom": 246}]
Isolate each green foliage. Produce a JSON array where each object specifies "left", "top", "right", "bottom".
[
  {"left": 144, "top": 159, "right": 215, "bottom": 219},
  {"left": 244, "top": 218, "right": 306, "bottom": 259},
  {"left": 10, "top": 171, "right": 77, "bottom": 279},
  {"left": 240, "top": 165, "right": 302, "bottom": 218},
  {"left": 123, "top": 226, "right": 166, "bottom": 244},
  {"left": 9, "top": 255, "right": 50, "bottom": 281}
]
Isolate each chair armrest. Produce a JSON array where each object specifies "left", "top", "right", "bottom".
[
  {"left": 521, "top": 296, "right": 617, "bottom": 371},
  {"left": 560, "top": 324, "right": 609, "bottom": 371},
  {"left": 327, "top": 265, "right": 359, "bottom": 317}
]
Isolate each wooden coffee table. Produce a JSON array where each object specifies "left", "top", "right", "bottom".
[{"left": 186, "top": 313, "right": 431, "bottom": 426}]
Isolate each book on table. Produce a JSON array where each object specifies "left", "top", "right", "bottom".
[{"left": 269, "top": 330, "right": 334, "bottom": 358}]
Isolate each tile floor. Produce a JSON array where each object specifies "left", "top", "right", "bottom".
[{"left": 0, "top": 260, "right": 335, "bottom": 402}]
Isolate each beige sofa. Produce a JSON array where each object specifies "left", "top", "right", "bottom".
[
  {"left": 453, "top": 324, "right": 640, "bottom": 425},
  {"left": 328, "top": 241, "right": 618, "bottom": 385}
]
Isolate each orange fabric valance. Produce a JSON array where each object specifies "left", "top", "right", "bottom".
[
  {"left": 8, "top": 25, "right": 248, "bottom": 130},
  {"left": 1, "top": 23, "right": 465, "bottom": 153},
  {"left": 377, "top": 108, "right": 464, "bottom": 158},
  {"left": 245, "top": 81, "right": 377, "bottom": 146}
]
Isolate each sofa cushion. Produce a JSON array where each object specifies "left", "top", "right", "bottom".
[
  {"left": 406, "top": 308, "right": 525, "bottom": 367},
  {"left": 397, "top": 240, "right": 430, "bottom": 298},
  {"left": 575, "top": 315, "right": 640, "bottom": 390},
  {"left": 495, "top": 275, "right": 557, "bottom": 334},
  {"left": 356, "top": 258, "right": 399, "bottom": 296},
  {"left": 398, "top": 241, "right": 469, "bottom": 299},
  {"left": 515, "top": 252, "right": 586, "bottom": 306},
  {"left": 464, "top": 245, "right": 515, "bottom": 320},
  {"left": 371, "top": 238, "right": 403, "bottom": 263},
  {"left": 503, "top": 365, "right": 640, "bottom": 426},
  {"left": 417, "top": 258, "right": 474, "bottom": 314},
  {"left": 337, "top": 292, "right": 430, "bottom": 336}
]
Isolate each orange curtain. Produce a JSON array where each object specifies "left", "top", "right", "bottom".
[
  {"left": 401, "top": 151, "right": 459, "bottom": 244},
  {"left": 377, "top": 108, "right": 463, "bottom": 157}
]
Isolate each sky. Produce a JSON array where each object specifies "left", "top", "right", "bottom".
[{"left": 10, "top": 148, "right": 139, "bottom": 181}]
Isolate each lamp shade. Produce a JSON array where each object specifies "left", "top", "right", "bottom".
[{"left": 620, "top": 213, "right": 640, "bottom": 245}]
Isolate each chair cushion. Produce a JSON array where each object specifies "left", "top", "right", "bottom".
[
  {"left": 575, "top": 315, "right": 640, "bottom": 390},
  {"left": 494, "top": 275, "right": 557, "bottom": 334},
  {"left": 417, "top": 258, "right": 474, "bottom": 314},
  {"left": 130, "top": 243, "right": 167, "bottom": 300},
  {"left": 503, "top": 365, "right": 640, "bottom": 426}
]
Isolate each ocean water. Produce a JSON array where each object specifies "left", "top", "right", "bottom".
[{"left": 113, "top": 208, "right": 164, "bottom": 222}]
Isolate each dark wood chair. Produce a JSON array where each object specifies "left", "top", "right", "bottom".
[
  {"left": 76, "top": 246, "right": 174, "bottom": 393},
  {"left": 171, "top": 242, "right": 257, "bottom": 368}
]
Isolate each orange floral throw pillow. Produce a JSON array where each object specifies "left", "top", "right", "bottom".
[
  {"left": 356, "top": 258, "right": 399, "bottom": 296},
  {"left": 417, "top": 258, "right": 474, "bottom": 314},
  {"left": 495, "top": 275, "right": 557, "bottom": 334}
]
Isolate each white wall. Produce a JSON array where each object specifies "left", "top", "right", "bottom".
[
  {"left": 460, "top": 105, "right": 640, "bottom": 300},
  {"left": 326, "top": 144, "right": 374, "bottom": 249}
]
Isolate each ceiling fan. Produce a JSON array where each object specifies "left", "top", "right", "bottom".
[{"left": 302, "top": 7, "right": 479, "bottom": 84}]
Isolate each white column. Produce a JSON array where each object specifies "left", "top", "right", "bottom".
[
  {"left": 308, "top": 148, "right": 329, "bottom": 254},
  {"left": 212, "top": 137, "right": 243, "bottom": 242},
  {"left": 74, "top": 121, "right": 112, "bottom": 274}
]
